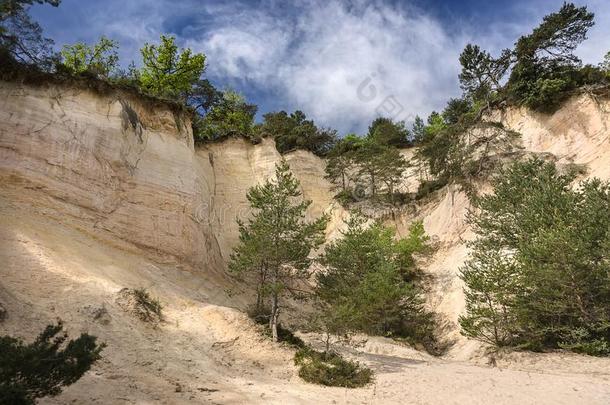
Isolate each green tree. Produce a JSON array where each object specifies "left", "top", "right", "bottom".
[
  {"left": 460, "top": 158, "right": 610, "bottom": 355},
  {"left": 258, "top": 110, "right": 337, "bottom": 156},
  {"left": 324, "top": 153, "right": 354, "bottom": 194},
  {"left": 367, "top": 117, "right": 410, "bottom": 147},
  {"left": 230, "top": 161, "right": 328, "bottom": 341},
  {"left": 441, "top": 98, "right": 472, "bottom": 125},
  {"left": 139, "top": 35, "right": 205, "bottom": 99},
  {"left": 506, "top": 3, "right": 595, "bottom": 111},
  {"left": 458, "top": 44, "right": 511, "bottom": 104},
  {"left": 0, "top": 321, "right": 104, "bottom": 404},
  {"left": 194, "top": 89, "right": 257, "bottom": 143},
  {"left": 601, "top": 51, "right": 610, "bottom": 73},
  {"left": 60, "top": 36, "right": 118, "bottom": 77},
  {"left": 355, "top": 140, "right": 387, "bottom": 198},
  {"left": 0, "top": 0, "right": 60, "bottom": 68},
  {"left": 316, "top": 213, "right": 434, "bottom": 344},
  {"left": 188, "top": 79, "right": 222, "bottom": 113},
  {"left": 411, "top": 116, "right": 426, "bottom": 145},
  {"left": 414, "top": 112, "right": 450, "bottom": 178},
  {"left": 377, "top": 147, "right": 409, "bottom": 204}
]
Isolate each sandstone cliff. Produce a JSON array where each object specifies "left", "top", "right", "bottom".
[
  {"left": 1, "top": 80, "right": 609, "bottom": 404},
  {"left": 0, "top": 81, "right": 342, "bottom": 272}
]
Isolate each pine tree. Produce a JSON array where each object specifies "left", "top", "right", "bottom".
[
  {"left": 230, "top": 160, "right": 328, "bottom": 341},
  {"left": 316, "top": 213, "right": 433, "bottom": 342},
  {"left": 0, "top": 321, "right": 104, "bottom": 404},
  {"left": 460, "top": 158, "right": 610, "bottom": 354}
]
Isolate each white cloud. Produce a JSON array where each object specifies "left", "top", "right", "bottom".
[{"left": 190, "top": 1, "right": 470, "bottom": 133}]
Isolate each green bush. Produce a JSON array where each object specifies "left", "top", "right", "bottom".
[
  {"left": 416, "top": 178, "right": 448, "bottom": 200},
  {"left": 0, "top": 321, "right": 104, "bottom": 404},
  {"left": 294, "top": 347, "right": 372, "bottom": 388},
  {"left": 460, "top": 158, "right": 610, "bottom": 355},
  {"left": 117, "top": 288, "right": 163, "bottom": 324},
  {"left": 132, "top": 288, "right": 163, "bottom": 322},
  {"left": 257, "top": 110, "right": 337, "bottom": 156}
]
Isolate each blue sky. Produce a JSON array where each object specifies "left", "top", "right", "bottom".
[{"left": 30, "top": 0, "right": 610, "bottom": 134}]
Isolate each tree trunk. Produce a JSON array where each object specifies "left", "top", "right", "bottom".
[
  {"left": 270, "top": 293, "right": 279, "bottom": 342},
  {"left": 256, "top": 262, "right": 267, "bottom": 313}
]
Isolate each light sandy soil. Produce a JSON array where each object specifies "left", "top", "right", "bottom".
[{"left": 1, "top": 199, "right": 609, "bottom": 405}]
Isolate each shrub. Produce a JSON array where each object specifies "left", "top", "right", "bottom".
[
  {"left": 194, "top": 89, "right": 257, "bottom": 143},
  {"left": 59, "top": 36, "right": 119, "bottom": 78},
  {"left": 117, "top": 288, "right": 163, "bottom": 324},
  {"left": 294, "top": 347, "right": 372, "bottom": 388},
  {"left": 138, "top": 35, "right": 205, "bottom": 100},
  {"left": 0, "top": 321, "right": 104, "bottom": 404},
  {"left": 416, "top": 178, "right": 448, "bottom": 200},
  {"left": 257, "top": 110, "right": 337, "bottom": 156}
]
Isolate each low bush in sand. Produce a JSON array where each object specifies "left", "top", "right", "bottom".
[
  {"left": 294, "top": 347, "right": 373, "bottom": 388},
  {"left": 116, "top": 288, "right": 163, "bottom": 324}
]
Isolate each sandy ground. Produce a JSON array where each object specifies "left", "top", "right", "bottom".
[{"left": 1, "top": 198, "right": 609, "bottom": 405}]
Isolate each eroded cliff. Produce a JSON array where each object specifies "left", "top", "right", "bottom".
[{"left": 1, "top": 80, "right": 609, "bottom": 404}]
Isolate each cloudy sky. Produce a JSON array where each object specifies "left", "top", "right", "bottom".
[{"left": 31, "top": 0, "right": 610, "bottom": 134}]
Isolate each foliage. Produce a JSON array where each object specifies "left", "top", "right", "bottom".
[
  {"left": 506, "top": 3, "right": 595, "bottom": 112},
  {"left": 187, "top": 78, "right": 222, "bottom": 114},
  {"left": 139, "top": 35, "right": 206, "bottom": 100},
  {"left": 60, "top": 36, "right": 118, "bottom": 78},
  {"left": 325, "top": 125, "right": 417, "bottom": 205},
  {"left": 294, "top": 347, "right": 372, "bottom": 388},
  {"left": 459, "top": 44, "right": 511, "bottom": 104},
  {"left": 601, "top": 51, "right": 610, "bottom": 73},
  {"left": 229, "top": 160, "right": 328, "bottom": 341},
  {"left": 316, "top": 213, "right": 437, "bottom": 350},
  {"left": 0, "top": 0, "right": 60, "bottom": 68},
  {"left": 411, "top": 115, "right": 426, "bottom": 144},
  {"left": 131, "top": 288, "right": 163, "bottom": 323},
  {"left": 415, "top": 178, "right": 448, "bottom": 200},
  {"left": 117, "top": 288, "right": 163, "bottom": 323},
  {"left": 194, "top": 89, "right": 257, "bottom": 143},
  {"left": 257, "top": 110, "right": 338, "bottom": 156},
  {"left": 366, "top": 117, "right": 410, "bottom": 147},
  {"left": 0, "top": 321, "right": 104, "bottom": 404},
  {"left": 460, "top": 158, "right": 610, "bottom": 355},
  {"left": 414, "top": 112, "right": 456, "bottom": 179},
  {"left": 324, "top": 153, "right": 355, "bottom": 195}
]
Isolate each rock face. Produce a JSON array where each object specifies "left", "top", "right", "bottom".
[
  {"left": 1, "top": 81, "right": 608, "bottom": 355},
  {"left": 0, "top": 81, "right": 339, "bottom": 273}
]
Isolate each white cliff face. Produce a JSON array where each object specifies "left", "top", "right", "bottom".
[
  {"left": 194, "top": 138, "right": 341, "bottom": 262},
  {"left": 1, "top": 81, "right": 608, "bottom": 354},
  {"left": 493, "top": 93, "right": 610, "bottom": 179},
  {"left": 0, "top": 81, "right": 216, "bottom": 268},
  {"left": 0, "top": 81, "right": 341, "bottom": 273}
]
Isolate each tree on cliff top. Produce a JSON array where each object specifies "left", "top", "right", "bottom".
[
  {"left": 0, "top": 0, "right": 60, "bottom": 68},
  {"left": 60, "top": 36, "right": 119, "bottom": 78},
  {"left": 230, "top": 160, "right": 328, "bottom": 341},
  {"left": 139, "top": 35, "right": 206, "bottom": 100}
]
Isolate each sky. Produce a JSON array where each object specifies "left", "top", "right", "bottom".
[{"left": 30, "top": 0, "right": 610, "bottom": 134}]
